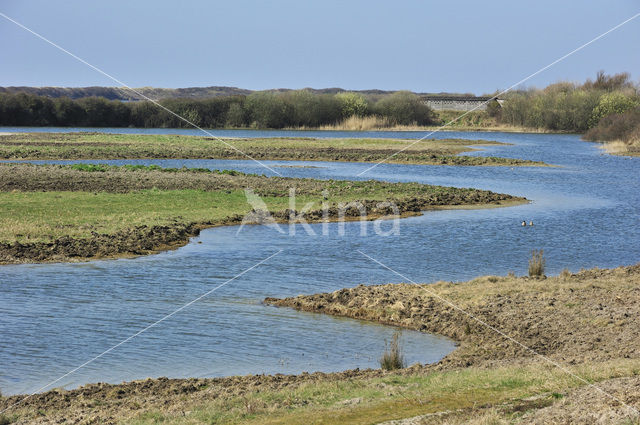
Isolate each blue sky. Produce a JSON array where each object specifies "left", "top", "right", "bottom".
[{"left": 1, "top": 1, "right": 639, "bottom": 94}]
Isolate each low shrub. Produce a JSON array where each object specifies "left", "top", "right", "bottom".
[{"left": 583, "top": 106, "right": 640, "bottom": 146}]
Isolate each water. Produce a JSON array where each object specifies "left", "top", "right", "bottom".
[{"left": 1, "top": 129, "right": 639, "bottom": 396}]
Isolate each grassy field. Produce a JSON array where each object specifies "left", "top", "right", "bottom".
[
  {"left": 0, "top": 132, "right": 546, "bottom": 166},
  {"left": 0, "top": 164, "right": 520, "bottom": 243},
  {"left": 3, "top": 265, "right": 639, "bottom": 424},
  {"left": 0, "top": 189, "right": 266, "bottom": 242}
]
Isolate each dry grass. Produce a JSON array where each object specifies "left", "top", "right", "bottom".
[
  {"left": 559, "top": 268, "right": 572, "bottom": 280},
  {"left": 528, "top": 249, "right": 545, "bottom": 278},
  {"left": 603, "top": 140, "right": 631, "bottom": 154},
  {"left": 601, "top": 139, "right": 640, "bottom": 156},
  {"left": 0, "top": 415, "right": 14, "bottom": 425},
  {"left": 310, "top": 111, "right": 561, "bottom": 133},
  {"left": 262, "top": 264, "right": 640, "bottom": 424},
  {"left": 9, "top": 358, "right": 639, "bottom": 425},
  {"left": 319, "top": 115, "right": 392, "bottom": 131}
]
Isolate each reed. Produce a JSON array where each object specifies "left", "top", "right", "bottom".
[
  {"left": 379, "top": 331, "right": 406, "bottom": 371},
  {"left": 528, "top": 249, "right": 546, "bottom": 278},
  {"left": 319, "top": 115, "right": 392, "bottom": 131}
]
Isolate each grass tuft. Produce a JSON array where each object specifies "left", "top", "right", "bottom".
[
  {"left": 559, "top": 268, "right": 572, "bottom": 280},
  {"left": 528, "top": 249, "right": 546, "bottom": 278},
  {"left": 380, "top": 331, "right": 406, "bottom": 371}
]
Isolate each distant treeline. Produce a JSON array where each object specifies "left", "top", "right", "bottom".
[
  {"left": 2, "top": 72, "right": 638, "bottom": 132},
  {"left": 0, "top": 90, "right": 436, "bottom": 128},
  {"left": 496, "top": 72, "right": 639, "bottom": 132}
]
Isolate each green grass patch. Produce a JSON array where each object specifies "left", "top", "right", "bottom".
[
  {"left": 0, "top": 189, "right": 288, "bottom": 242},
  {"left": 122, "top": 359, "right": 640, "bottom": 425},
  {"left": 0, "top": 164, "right": 521, "bottom": 244}
]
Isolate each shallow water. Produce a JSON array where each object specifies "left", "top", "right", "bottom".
[{"left": 1, "top": 129, "right": 638, "bottom": 395}]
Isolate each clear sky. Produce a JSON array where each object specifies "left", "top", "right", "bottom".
[{"left": 1, "top": 1, "right": 639, "bottom": 94}]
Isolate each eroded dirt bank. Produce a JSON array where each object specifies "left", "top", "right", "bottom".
[
  {"left": 267, "top": 265, "right": 640, "bottom": 368},
  {"left": 0, "top": 369, "right": 387, "bottom": 425}
]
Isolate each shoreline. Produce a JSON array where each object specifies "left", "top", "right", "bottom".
[
  {"left": 597, "top": 140, "right": 640, "bottom": 157},
  {"left": 0, "top": 163, "right": 527, "bottom": 265},
  {"left": 0, "top": 198, "right": 528, "bottom": 265},
  {"left": 2, "top": 263, "right": 638, "bottom": 424},
  {"left": 302, "top": 125, "right": 575, "bottom": 134}
]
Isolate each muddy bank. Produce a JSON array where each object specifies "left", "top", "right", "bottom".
[
  {"left": 0, "top": 368, "right": 387, "bottom": 425},
  {"left": 266, "top": 264, "right": 640, "bottom": 368},
  {"left": 0, "top": 223, "right": 204, "bottom": 264}
]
